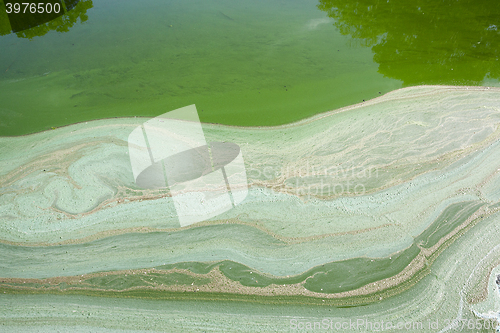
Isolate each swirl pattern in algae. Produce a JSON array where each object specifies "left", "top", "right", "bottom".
[{"left": 2, "top": 86, "right": 500, "bottom": 331}]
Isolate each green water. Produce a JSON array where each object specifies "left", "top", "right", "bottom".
[
  {"left": 1, "top": 0, "right": 497, "bottom": 136},
  {"left": 0, "top": 0, "right": 385, "bottom": 135}
]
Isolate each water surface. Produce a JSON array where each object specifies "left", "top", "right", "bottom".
[{"left": 2, "top": 0, "right": 498, "bottom": 135}]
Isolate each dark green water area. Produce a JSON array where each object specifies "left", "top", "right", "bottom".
[{"left": 1, "top": 0, "right": 499, "bottom": 136}]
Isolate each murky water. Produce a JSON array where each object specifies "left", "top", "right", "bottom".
[{"left": 1, "top": 0, "right": 497, "bottom": 135}]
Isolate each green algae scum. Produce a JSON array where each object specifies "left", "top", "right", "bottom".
[{"left": 2, "top": 0, "right": 500, "bottom": 332}]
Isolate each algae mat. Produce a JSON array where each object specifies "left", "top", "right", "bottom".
[{"left": 2, "top": 86, "right": 500, "bottom": 331}]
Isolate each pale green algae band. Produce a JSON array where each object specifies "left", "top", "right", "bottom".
[
  {"left": 2, "top": 86, "right": 500, "bottom": 331},
  {"left": 4, "top": 208, "right": 500, "bottom": 332}
]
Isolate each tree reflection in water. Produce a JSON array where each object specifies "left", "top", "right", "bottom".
[{"left": 318, "top": 0, "right": 500, "bottom": 85}]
